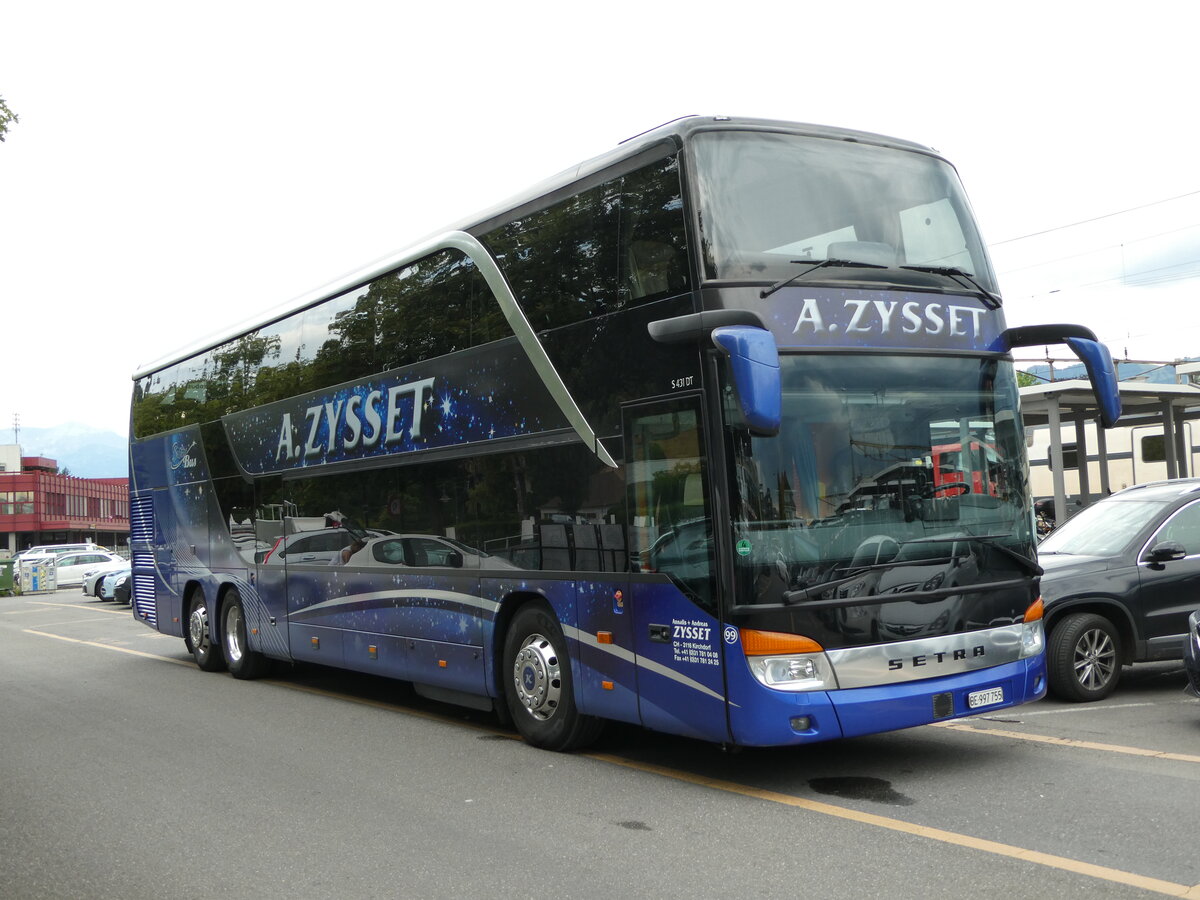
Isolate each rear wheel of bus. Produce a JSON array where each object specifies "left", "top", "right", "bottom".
[
  {"left": 184, "top": 587, "right": 226, "bottom": 672},
  {"left": 503, "top": 603, "right": 603, "bottom": 751},
  {"left": 221, "top": 589, "right": 269, "bottom": 679}
]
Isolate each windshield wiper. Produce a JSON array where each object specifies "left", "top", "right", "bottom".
[
  {"left": 899, "top": 265, "right": 1002, "bottom": 309},
  {"left": 782, "top": 567, "right": 873, "bottom": 605},
  {"left": 760, "top": 258, "right": 887, "bottom": 299}
]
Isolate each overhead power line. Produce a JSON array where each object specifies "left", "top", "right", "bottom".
[{"left": 991, "top": 189, "right": 1200, "bottom": 245}]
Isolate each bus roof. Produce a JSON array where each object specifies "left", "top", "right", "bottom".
[{"left": 132, "top": 116, "right": 942, "bottom": 380}]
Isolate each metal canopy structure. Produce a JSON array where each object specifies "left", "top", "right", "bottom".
[{"left": 1019, "top": 379, "right": 1200, "bottom": 521}]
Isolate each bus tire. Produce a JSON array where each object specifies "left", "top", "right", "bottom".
[
  {"left": 185, "top": 587, "right": 226, "bottom": 672},
  {"left": 1048, "top": 612, "right": 1121, "bottom": 702},
  {"left": 503, "top": 603, "right": 603, "bottom": 751},
  {"left": 221, "top": 589, "right": 269, "bottom": 680}
]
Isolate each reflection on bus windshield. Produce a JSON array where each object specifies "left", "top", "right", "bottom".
[{"left": 727, "top": 354, "right": 1033, "bottom": 605}]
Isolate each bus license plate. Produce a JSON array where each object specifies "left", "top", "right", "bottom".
[{"left": 968, "top": 687, "right": 1004, "bottom": 709}]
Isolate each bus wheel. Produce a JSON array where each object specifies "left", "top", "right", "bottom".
[
  {"left": 503, "top": 603, "right": 603, "bottom": 751},
  {"left": 1048, "top": 612, "right": 1120, "bottom": 702},
  {"left": 185, "top": 588, "right": 226, "bottom": 672},
  {"left": 221, "top": 589, "right": 268, "bottom": 680}
]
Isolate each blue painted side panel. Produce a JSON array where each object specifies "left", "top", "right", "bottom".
[
  {"left": 289, "top": 623, "right": 345, "bottom": 666},
  {"left": 573, "top": 579, "right": 639, "bottom": 724},
  {"left": 631, "top": 582, "right": 729, "bottom": 742},
  {"left": 342, "top": 633, "right": 409, "bottom": 680}
]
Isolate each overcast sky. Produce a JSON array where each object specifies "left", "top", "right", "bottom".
[{"left": 3, "top": 1, "right": 1198, "bottom": 435}]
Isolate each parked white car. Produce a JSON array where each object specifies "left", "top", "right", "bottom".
[
  {"left": 16, "top": 542, "right": 102, "bottom": 561},
  {"left": 82, "top": 559, "right": 131, "bottom": 596},
  {"left": 51, "top": 550, "right": 125, "bottom": 587}
]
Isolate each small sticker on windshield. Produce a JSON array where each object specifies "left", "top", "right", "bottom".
[{"left": 736, "top": 539, "right": 752, "bottom": 556}]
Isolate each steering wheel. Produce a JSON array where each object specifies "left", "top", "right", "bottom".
[{"left": 927, "top": 480, "right": 971, "bottom": 498}]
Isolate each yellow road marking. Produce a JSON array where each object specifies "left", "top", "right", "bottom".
[
  {"left": 586, "top": 753, "right": 1200, "bottom": 898},
  {"left": 932, "top": 721, "right": 1200, "bottom": 764},
  {"left": 18, "top": 600, "right": 133, "bottom": 617},
  {"left": 20, "top": 625, "right": 1200, "bottom": 897},
  {"left": 22, "top": 629, "right": 194, "bottom": 666}
]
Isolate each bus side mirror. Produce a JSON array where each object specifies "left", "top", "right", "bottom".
[
  {"left": 998, "top": 323, "right": 1122, "bottom": 428},
  {"left": 1065, "top": 337, "right": 1121, "bottom": 429},
  {"left": 711, "top": 325, "right": 781, "bottom": 436}
]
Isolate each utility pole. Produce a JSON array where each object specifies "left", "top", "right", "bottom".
[{"left": 12, "top": 413, "right": 19, "bottom": 446}]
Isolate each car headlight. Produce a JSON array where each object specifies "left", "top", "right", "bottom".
[{"left": 741, "top": 629, "right": 839, "bottom": 692}]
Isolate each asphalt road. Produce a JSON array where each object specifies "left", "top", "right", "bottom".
[{"left": 2, "top": 588, "right": 1199, "bottom": 899}]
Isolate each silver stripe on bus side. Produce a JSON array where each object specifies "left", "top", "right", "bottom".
[
  {"left": 561, "top": 623, "right": 729, "bottom": 705},
  {"left": 440, "top": 231, "right": 618, "bottom": 468},
  {"left": 825, "top": 622, "right": 1028, "bottom": 689},
  {"left": 293, "top": 588, "right": 501, "bottom": 618}
]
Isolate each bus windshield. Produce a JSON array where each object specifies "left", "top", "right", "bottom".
[
  {"left": 691, "top": 130, "right": 997, "bottom": 290},
  {"left": 726, "top": 354, "right": 1033, "bottom": 609}
]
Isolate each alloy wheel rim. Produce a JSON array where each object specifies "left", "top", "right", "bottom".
[
  {"left": 225, "top": 604, "right": 244, "bottom": 664},
  {"left": 1073, "top": 628, "right": 1116, "bottom": 690}
]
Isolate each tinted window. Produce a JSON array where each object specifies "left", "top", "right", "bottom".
[
  {"left": 1151, "top": 500, "right": 1200, "bottom": 555},
  {"left": 482, "top": 155, "right": 689, "bottom": 332},
  {"left": 257, "top": 440, "right": 625, "bottom": 573},
  {"left": 1141, "top": 434, "right": 1165, "bottom": 463},
  {"left": 374, "top": 249, "right": 504, "bottom": 367},
  {"left": 625, "top": 399, "right": 716, "bottom": 611},
  {"left": 134, "top": 250, "right": 505, "bottom": 438}
]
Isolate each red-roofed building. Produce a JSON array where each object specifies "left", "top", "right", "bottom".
[{"left": 0, "top": 446, "right": 129, "bottom": 555}]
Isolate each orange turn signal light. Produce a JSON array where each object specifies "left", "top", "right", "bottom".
[
  {"left": 740, "top": 629, "right": 823, "bottom": 656},
  {"left": 1024, "top": 597, "right": 1044, "bottom": 622}
]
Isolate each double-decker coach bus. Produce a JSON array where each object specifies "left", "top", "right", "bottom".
[{"left": 129, "top": 116, "right": 1121, "bottom": 751}]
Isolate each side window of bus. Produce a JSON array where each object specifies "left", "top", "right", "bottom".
[
  {"left": 484, "top": 181, "right": 621, "bottom": 332},
  {"left": 482, "top": 153, "right": 689, "bottom": 332},
  {"left": 619, "top": 156, "right": 690, "bottom": 303},
  {"left": 625, "top": 400, "right": 716, "bottom": 612},
  {"left": 374, "top": 249, "right": 504, "bottom": 369}
]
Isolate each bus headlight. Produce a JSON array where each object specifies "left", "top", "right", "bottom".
[
  {"left": 1019, "top": 597, "right": 1045, "bottom": 659},
  {"left": 741, "top": 629, "right": 839, "bottom": 692},
  {"left": 748, "top": 653, "right": 838, "bottom": 691}
]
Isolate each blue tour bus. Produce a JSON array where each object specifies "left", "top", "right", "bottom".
[{"left": 129, "top": 117, "right": 1121, "bottom": 751}]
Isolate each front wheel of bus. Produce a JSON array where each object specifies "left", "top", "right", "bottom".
[
  {"left": 185, "top": 588, "right": 226, "bottom": 672},
  {"left": 503, "top": 603, "right": 603, "bottom": 752},
  {"left": 221, "top": 589, "right": 269, "bottom": 680}
]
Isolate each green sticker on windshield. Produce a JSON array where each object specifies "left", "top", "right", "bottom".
[{"left": 736, "top": 539, "right": 752, "bottom": 557}]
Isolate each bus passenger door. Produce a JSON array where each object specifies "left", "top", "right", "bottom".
[{"left": 624, "top": 398, "right": 731, "bottom": 743}]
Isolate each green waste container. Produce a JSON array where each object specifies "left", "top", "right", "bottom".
[{"left": 0, "top": 559, "right": 14, "bottom": 595}]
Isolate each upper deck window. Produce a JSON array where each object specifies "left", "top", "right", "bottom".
[
  {"left": 481, "top": 155, "right": 690, "bottom": 333},
  {"left": 691, "top": 131, "right": 997, "bottom": 292}
]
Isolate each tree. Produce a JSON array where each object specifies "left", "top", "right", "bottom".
[
  {"left": 0, "top": 95, "right": 18, "bottom": 143},
  {"left": 1016, "top": 370, "right": 1041, "bottom": 388}
]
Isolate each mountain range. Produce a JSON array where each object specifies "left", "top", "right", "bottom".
[{"left": 14, "top": 423, "right": 128, "bottom": 479}]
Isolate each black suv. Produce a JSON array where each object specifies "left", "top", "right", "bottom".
[{"left": 1038, "top": 478, "right": 1200, "bottom": 701}]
